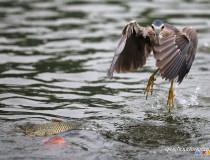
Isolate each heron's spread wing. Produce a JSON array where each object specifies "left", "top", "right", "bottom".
[
  {"left": 107, "top": 21, "right": 152, "bottom": 79},
  {"left": 154, "top": 27, "right": 198, "bottom": 83}
]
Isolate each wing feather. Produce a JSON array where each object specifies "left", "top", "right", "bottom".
[
  {"left": 154, "top": 27, "right": 198, "bottom": 83},
  {"left": 107, "top": 21, "right": 152, "bottom": 79}
]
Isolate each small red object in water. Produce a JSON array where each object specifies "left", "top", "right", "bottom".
[{"left": 42, "top": 136, "right": 65, "bottom": 144}]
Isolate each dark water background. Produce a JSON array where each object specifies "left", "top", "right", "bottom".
[{"left": 0, "top": 0, "right": 210, "bottom": 159}]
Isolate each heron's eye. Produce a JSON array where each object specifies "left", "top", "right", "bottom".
[{"left": 161, "top": 25, "right": 164, "bottom": 30}]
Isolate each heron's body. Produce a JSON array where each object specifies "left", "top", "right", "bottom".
[{"left": 107, "top": 20, "right": 198, "bottom": 111}]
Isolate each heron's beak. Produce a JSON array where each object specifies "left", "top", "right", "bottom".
[
  {"left": 153, "top": 28, "right": 160, "bottom": 44},
  {"left": 154, "top": 29, "right": 160, "bottom": 38}
]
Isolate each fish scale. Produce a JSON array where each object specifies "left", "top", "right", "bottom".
[{"left": 19, "top": 122, "right": 81, "bottom": 136}]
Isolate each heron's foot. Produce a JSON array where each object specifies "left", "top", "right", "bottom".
[
  {"left": 167, "top": 85, "right": 174, "bottom": 112},
  {"left": 144, "top": 74, "right": 156, "bottom": 99}
]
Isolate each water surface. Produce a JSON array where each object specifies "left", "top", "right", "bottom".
[{"left": 0, "top": 0, "right": 210, "bottom": 159}]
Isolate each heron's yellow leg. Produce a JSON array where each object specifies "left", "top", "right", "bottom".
[
  {"left": 144, "top": 69, "right": 159, "bottom": 99},
  {"left": 167, "top": 80, "right": 174, "bottom": 112}
]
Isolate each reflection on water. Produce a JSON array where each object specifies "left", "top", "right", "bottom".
[{"left": 0, "top": 0, "right": 210, "bottom": 159}]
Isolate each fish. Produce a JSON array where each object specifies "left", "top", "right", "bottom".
[
  {"left": 42, "top": 136, "right": 65, "bottom": 144},
  {"left": 17, "top": 121, "right": 81, "bottom": 137}
]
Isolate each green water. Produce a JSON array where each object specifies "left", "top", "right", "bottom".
[{"left": 0, "top": 0, "right": 210, "bottom": 159}]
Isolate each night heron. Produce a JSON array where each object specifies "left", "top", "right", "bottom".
[{"left": 107, "top": 20, "right": 198, "bottom": 112}]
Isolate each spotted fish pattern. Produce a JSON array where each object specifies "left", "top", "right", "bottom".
[{"left": 18, "top": 121, "right": 81, "bottom": 136}]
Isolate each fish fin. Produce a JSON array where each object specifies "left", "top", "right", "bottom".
[
  {"left": 50, "top": 119, "right": 63, "bottom": 122},
  {"left": 42, "top": 136, "right": 65, "bottom": 144}
]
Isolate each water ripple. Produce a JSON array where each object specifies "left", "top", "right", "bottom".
[{"left": 0, "top": 0, "right": 210, "bottom": 159}]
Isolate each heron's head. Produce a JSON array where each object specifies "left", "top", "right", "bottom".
[{"left": 151, "top": 20, "right": 164, "bottom": 38}]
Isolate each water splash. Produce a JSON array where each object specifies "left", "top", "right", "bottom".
[{"left": 176, "top": 86, "right": 200, "bottom": 107}]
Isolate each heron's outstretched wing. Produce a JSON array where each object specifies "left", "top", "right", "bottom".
[
  {"left": 107, "top": 21, "right": 152, "bottom": 79},
  {"left": 154, "top": 27, "right": 198, "bottom": 83}
]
